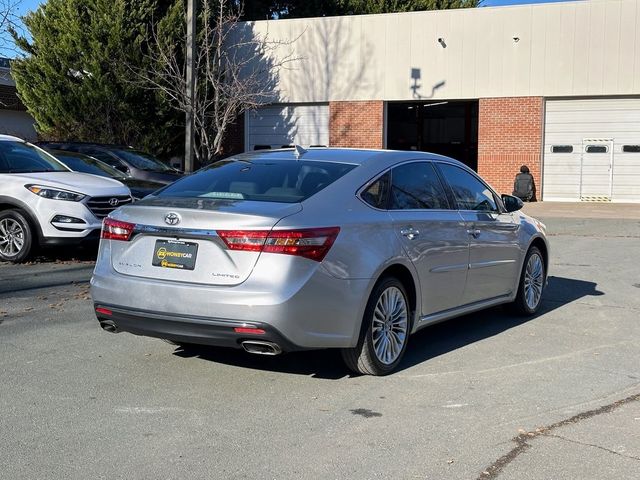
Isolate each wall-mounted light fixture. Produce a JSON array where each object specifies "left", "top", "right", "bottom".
[
  {"left": 437, "top": 37, "right": 447, "bottom": 48},
  {"left": 513, "top": 36, "right": 520, "bottom": 43}
]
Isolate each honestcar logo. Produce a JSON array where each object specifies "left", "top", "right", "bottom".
[{"left": 156, "top": 247, "right": 192, "bottom": 260}]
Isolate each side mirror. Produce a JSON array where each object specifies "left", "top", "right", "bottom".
[{"left": 501, "top": 194, "right": 524, "bottom": 213}]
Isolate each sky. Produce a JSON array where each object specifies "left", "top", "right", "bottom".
[{"left": 2, "top": 0, "right": 583, "bottom": 57}]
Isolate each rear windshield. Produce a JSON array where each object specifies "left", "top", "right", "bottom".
[
  {"left": 156, "top": 159, "right": 357, "bottom": 203},
  {"left": 0, "top": 142, "right": 69, "bottom": 173}
]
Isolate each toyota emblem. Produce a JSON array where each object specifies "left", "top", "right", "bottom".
[
  {"left": 164, "top": 212, "right": 181, "bottom": 226},
  {"left": 108, "top": 198, "right": 119, "bottom": 207}
]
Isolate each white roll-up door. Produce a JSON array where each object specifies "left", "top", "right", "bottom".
[
  {"left": 245, "top": 104, "right": 329, "bottom": 151},
  {"left": 543, "top": 98, "right": 640, "bottom": 202}
]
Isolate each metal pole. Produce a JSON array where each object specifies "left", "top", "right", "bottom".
[{"left": 184, "top": 0, "right": 197, "bottom": 173}]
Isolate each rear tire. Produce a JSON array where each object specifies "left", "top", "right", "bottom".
[
  {"left": 342, "top": 277, "right": 410, "bottom": 376},
  {"left": 0, "top": 209, "right": 34, "bottom": 263},
  {"left": 511, "top": 246, "right": 545, "bottom": 316}
]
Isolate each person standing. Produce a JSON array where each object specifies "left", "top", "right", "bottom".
[{"left": 513, "top": 165, "right": 536, "bottom": 202}]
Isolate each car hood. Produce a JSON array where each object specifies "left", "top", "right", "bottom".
[{"left": 10, "top": 172, "right": 130, "bottom": 196}]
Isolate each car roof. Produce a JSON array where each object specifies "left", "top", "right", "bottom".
[
  {"left": 231, "top": 147, "right": 463, "bottom": 168},
  {"left": 47, "top": 149, "right": 93, "bottom": 159},
  {"left": 0, "top": 134, "right": 25, "bottom": 142}
]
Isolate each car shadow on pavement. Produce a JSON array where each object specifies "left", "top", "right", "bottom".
[{"left": 172, "top": 276, "right": 604, "bottom": 379}]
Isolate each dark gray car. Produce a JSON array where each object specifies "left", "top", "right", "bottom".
[
  {"left": 47, "top": 149, "right": 164, "bottom": 200},
  {"left": 39, "top": 143, "right": 182, "bottom": 185}
]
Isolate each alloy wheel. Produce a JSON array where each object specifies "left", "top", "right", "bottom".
[
  {"left": 0, "top": 218, "right": 25, "bottom": 257},
  {"left": 371, "top": 286, "right": 408, "bottom": 365},
  {"left": 523, "top": 252, "right": 544, "bottom": 310}
]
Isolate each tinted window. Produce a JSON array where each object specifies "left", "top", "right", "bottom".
[
  {"left": 622, "top": 145, "right": 640, "bottom": 153},
  {"left": 156, "top": 159, "right": 356, "bottom": 203},
  {"left": 585, "top": 145, "right": 608, "bottom": 153},
  {"left": 438, "top": 163, "right": 498, "bottom": 212},
  {"left": 361, "top": 173, "right": 390, "bottom": 209},
  {"left": 112, "top": 149, "right": 174, "bottom": 172},
  {"left": 0, "top": 142, "right": 68, "bottom": 173},
  {"left": 53, "top": 152, "right": 126, "bottom": 179},
  {"left": 389, "top": 162, "right": 449, "bottom": 210},
  {"left": 551, "top": 145, "right": 573, "bottom": 153},
  {"left": 82, "top": 148, "right": 122, "bottom": 167}
]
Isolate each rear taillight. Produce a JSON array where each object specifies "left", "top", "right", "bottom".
[
  {"left": 101, "top": 217, "right": 135, "bottom": 241},
  {"left": 217, "top": 227, "right": 340, "bottom": 262}
]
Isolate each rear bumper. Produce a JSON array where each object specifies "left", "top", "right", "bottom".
[
  {"left": 91, "top": 261, "right": 373, "bottom": 349},
  {"left": 94, "top": 304, "right": 302, "bottom": 351}
]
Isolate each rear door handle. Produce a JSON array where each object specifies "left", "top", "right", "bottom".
[
  {"left": 467, "top": 229, "right": 481, "bottom": 238},
  {"left": 400, "top": 227, "right": 420, "bottom": 240}
]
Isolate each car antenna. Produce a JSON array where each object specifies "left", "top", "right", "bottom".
[{"left": 293, "top": 144, "right": 307, "bottom": 160}]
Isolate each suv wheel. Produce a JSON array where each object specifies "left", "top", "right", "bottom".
[
  {"left": 342, "top": 277, "right": 410, "bottom": 376},
  {"left": 0, "top": 210, "right": 34, "bottom": 263}
]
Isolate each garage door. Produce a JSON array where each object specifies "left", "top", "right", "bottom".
[
  {"left": 245, "top": 104, "right": 329, "bottom": 151},
  {"left": 543, "top": 98, "right": 640, "bottom": 202}
]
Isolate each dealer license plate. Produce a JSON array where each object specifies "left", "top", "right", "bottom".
[{"left": 152, "top": 240, "right": 198, "bottom": 270}]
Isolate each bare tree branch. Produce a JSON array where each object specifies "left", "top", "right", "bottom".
[
  {"left": 128, "top": 0, "right": 300, "bottom": 165},
  {"left": 1, "top": 0, "right": 23, "bottom": 55}
]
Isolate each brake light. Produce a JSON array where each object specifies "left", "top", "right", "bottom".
[
  {"left": 95, "top": 307, "right": 112, "bottom": 316},
  {"left": 217, "top": 227, "right": 340, "bottom": 262},
  {"left": 101, "top": 217, "right": 135, "bottom": 241}
]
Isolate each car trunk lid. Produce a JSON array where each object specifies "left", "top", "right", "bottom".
[{"left": 107, "top": 198, "right": 302, "bottom": 286}]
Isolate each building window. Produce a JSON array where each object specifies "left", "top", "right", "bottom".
[
  {"left": 551, "top": 145, "right": 573, "bottom": 153},
  {"left": 585, "top": 145, "right": 608, "bottom": 153},
  {"left": 622, "top": 145, "right": 640, "bottom": 153}
]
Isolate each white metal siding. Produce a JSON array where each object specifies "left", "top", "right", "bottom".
[
  {"left": 245, "top": 104, "right": 329, "bottom": 151},
  {"left": 543, "top": 98, "right": 640, "bottom": 202},
  {"left": 242, "top": 0, "right": 640, "bottom": 102}
]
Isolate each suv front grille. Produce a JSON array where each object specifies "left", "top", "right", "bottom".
[{"left": 86, "top": 195, "right": 133, "bottom": 219}]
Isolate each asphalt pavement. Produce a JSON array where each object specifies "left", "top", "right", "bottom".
[{"left": 1, "top": 204, "right": 639, "bottom": 479}]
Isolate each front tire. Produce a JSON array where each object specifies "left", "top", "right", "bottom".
[
  {"left": 511, "top": 246, "right": 545, "bottom": 315},
  {"left": 0, "top": 210, "right": 34, "bottom": 263},
  {"left": 342, "top": 277, "right": 410, "bottom": 376}
]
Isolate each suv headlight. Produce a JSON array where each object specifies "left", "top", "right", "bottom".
[{"left": 25, "top": 185, "right": 85, "bottom": 202}]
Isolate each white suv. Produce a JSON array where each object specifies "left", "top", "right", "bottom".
[{"left": 0, "top": 135, "right": 132, "bottom": 262}]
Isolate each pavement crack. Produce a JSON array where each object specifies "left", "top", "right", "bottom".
[
  {"left": 543, "top": 433, "right": 640, "bottom": 462},
  {"left": 477, "top": 392, "right": 640, "bottom": 479}
]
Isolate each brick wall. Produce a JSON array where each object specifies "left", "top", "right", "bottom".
[
  {"left": 477, "top": 97, "right": 543, "bottom": 198},
  {"left": 329, "top": 101, "right": 384, "bottom": 148}
]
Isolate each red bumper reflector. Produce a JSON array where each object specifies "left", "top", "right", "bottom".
[
  {"left": 95, "top": 307, "right": 112, "bottom": 316},
  {"left": 234, "top": 327, "right": 266, "bottom": 335}
]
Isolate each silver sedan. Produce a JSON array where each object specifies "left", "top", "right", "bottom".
[{"left": 91, "top": 148, "right": 548, "bottom": 375}]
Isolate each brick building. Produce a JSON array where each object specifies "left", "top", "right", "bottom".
[{"left": 239, "top": 0, "right": 640, "bottom": 202}]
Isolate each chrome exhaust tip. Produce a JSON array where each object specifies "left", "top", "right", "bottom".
[
  {"left": 241, "top": 340, "right": 282, "bottom": 356},
  {"left": 99, "top": 320, "right": 119, "bottom": 333}
]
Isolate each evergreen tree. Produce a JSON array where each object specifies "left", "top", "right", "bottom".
[
  {"left": 10, "top": 0, "right": 182, "bottom": 157},
  {"left": 240, "top": 0, "right": 480, "bottom": 20}
]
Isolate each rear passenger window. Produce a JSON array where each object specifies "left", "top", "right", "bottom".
[
  {"left": 438, "top": 163, "right": 498, "bottom": 212},
  {"left": 361, "top": 173, "right": 390, "bottom": 209},
  {"left": 389, "top": 162, "right": 449, "bottom": 210}
]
